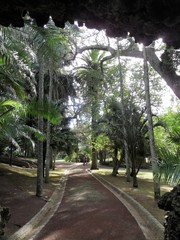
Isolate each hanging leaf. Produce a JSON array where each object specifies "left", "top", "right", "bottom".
[{"left": 27, "top": 100, "right": 62, "bottom": 125}]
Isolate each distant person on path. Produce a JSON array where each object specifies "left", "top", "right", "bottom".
[{"left": 83, "top": 155, "right": 88, "bottom": 165}]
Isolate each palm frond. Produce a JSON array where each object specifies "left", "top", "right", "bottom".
[
  {"left": 27, "top": 100, "right": 62, "bottom": 125},
  {"left": 158, "top": 148, "right": 180, "bottom": 185},
  {"left": 169, "top": 131, "right": 180, "bottom": 144}
]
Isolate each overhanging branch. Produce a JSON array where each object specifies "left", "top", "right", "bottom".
[{"left": 74, "top": 43, "right": 180, "bottom": 99}]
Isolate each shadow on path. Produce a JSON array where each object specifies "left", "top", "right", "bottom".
[{"left": 34, "top": 165, "right": 146, "bottom": 240}]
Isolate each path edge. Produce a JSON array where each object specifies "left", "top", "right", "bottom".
[
  {"left": 89, "top": 170, "right": 164, "bottom": 240},
  {"left": 8, "top": 172, "right": 69, "bottom": 240}
]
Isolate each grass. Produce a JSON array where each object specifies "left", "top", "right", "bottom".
[
  {"left": 91, "top": 166, "right": 172, "bottom": 224},
  {"left": 0, "top": 162, "right": 64, "bottom": 197}
]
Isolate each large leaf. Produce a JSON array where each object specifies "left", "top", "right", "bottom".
[
  {"left": 28, "top": 100, "right": 62, "bottom": 125},
  {"left": 0, "top": 100, "right": 22, "bottom": 118},
  {"left": 0, "top": 99, "right": 22, "bottom": 108},
  {"left": 158, "top": 148, "right": 180, "bottom": 185}
]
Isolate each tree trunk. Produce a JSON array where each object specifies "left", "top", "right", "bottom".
[
  {"left": 52, "top": 151, "right": 56, "bottom": 170},
  {"left": 99, "top": 150, "right": 103, "bottom": 164},
  {"left": 131, "top": 145, "right": 138, "bottom": 188},
  {"left": 103, "top": 150, "right": 106, "bottom": 162},
  {"left": 100, "top": 149, "right": 106, "bottom": 163},
  {"left": 36, "top": 58, "right": 44, "bottom": 197},
  {"left": 90, "top": 126, "right": 98, "bottom": 170},
  {"left": 9, "top": 141, "right": 13, "bottom": 166},
  {"left": 112, "top": 147, "right": 118, "bottom": 176},
  {"left": 45, "top": 69, "right": 53, "bottom": 183},
  {"left": 143, "top": 46, "right": 161, "bottom": 201},
  {"left": 117, "top": 38, "right": 131, "bottom": 182},
  {"left": 90, "top": 86, "right": 99, "bottom": 170},
  {"left": 49, "top": 147, "right": 53, "bottom": 169},
  {"left": 91, "top": 145, "right": 98, "bottom": 169}
]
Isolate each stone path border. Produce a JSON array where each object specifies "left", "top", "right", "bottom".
[
  {"left": 8, "top": 164, "right": 164, "bottom": 240},
  {"left": 8, "top": 164, "right": 79, "bottom": 240},
  {"left": 89, "top": 170, "right": 164, "bottom": 240}
]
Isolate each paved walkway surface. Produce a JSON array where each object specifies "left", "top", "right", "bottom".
[{"left": 33, "top": 165, "right": 146, "bottom": 240}]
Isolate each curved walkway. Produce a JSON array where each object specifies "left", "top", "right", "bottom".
[{"left": 32, "top": 165, "right": 146, "bottom": 240}]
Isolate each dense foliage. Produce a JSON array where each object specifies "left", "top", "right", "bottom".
[{"left": 0, "top": 19, "right": 179, "bottom": 194}]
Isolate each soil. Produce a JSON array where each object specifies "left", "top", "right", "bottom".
[
  {"left": 0, "top": 161, "right": 147, "bottom": 240},
  {"left": 0, "top": 166, "right": 51, "bottom": 237}
]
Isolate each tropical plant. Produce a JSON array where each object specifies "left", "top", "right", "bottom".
[
  {"left": 0, "top": 25, "right": 37, "bottom": 159},
  {"left": 158, "top": 148, "right": 180, "bottom": 185},
  {"left": 0, "top": 100, "right": 46, "bottom": 164},
  {"left": 75, "top": 49, "right": 107, "bottom": 169},
  {"left": 156, "top": 108, "right": 180, "bottom": 185},
  {"left": 104, "top": 97, "right": 149, "bottom": 186},
  {"left": 21, "top": 15, "right": 74, "bottom": 194}
]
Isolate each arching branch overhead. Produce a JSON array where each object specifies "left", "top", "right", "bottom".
[
  {"left": 0, "top": 0, "right": 179, "bottom": 99},
  {"left": 76, "top": 44, "right": 180, "bottom": 99}
]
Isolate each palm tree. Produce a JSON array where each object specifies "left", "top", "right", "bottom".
[
  {"left": 117, "top": 38, "right": 131, "bottom": 182},
  {"left": 76, "top": 50, "right": 107, "bottom": 169},
  {"left": 158, "top": 148, "right": 180, "bottom": 185},
  {"left": 158, "top": 129, "right": 180, "bottom": 185},
  {"left": 24, "top": 16, "right": 78, "bottom": 190},
  {"left": 0, "top": 25, "right": 38, "bottom": 162},
  {"left": 0, "top": 25, "right": 36, "bottom": 100},
  {"left": 25, "top": 18, "right": 68, "bottom": 195},
  {"left": 43, "top": 19, "right": 77, "bottom": 182},
  {"left": 0, "top": 16, "right": 76, "bottom": 196},
  {"left": 105, "top": 98, "right": 148, "bottom": 187},
  {"left": 0, "top": 99, "right": 45, "bottom": 165}
]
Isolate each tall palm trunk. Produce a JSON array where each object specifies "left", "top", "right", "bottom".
[
  {"left": 9, "top": 141, "right": 13, "bottom": 166},
  {"left": 143, "top": 46, "right": 161, "bottom": 201},
  {"left": 45, "top": 69, "right": 53, "bottom": 183},
  {"left": 112, "top": 147, "right": 118, "bottom": 176},
  {"left": 36, "top": 58, "right": 44, "bottom": 197},
  {"left": 91, "top": 144, "right": 98, "bottom": 169},
  {"left": 131, "top": 145, "right": 138, "bottom": 187},
  {"left": 90, "top": 100, "right": 98, "bottom": 170},
  {"left": 117, "top": 38, "right": 131, "bottom": 182}
]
